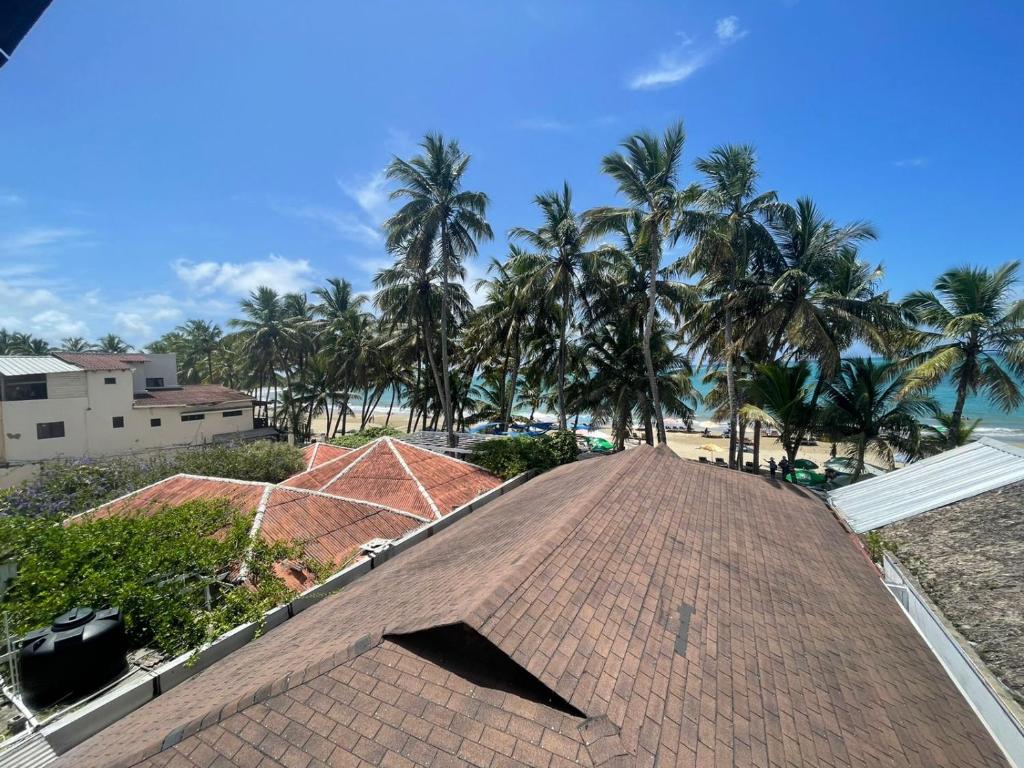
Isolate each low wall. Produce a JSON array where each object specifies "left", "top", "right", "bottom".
[
  {"left": 883, "top": 553, "right": 1024, "bottom": 767},
  {"left": 0, "top": 463, "right": 40, "bottom": 490}
]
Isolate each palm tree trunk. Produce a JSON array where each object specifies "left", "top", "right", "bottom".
[
  {"left": 439, "top": 222, "right": 456, "bottom": 448},
  {"left": 753, "top": 421, "right": 761, "bottom": 472},
  {"left": 421, "top": 313, "right": 447, "bottom": 430},
  {"left": 724, "top": 291, "right": 739, "bottom": 469},
  {"left": 950, "top": 370, "right": 971, "bottom": 448},
  {"left": 644, "top": 240, "right": 667, "bottom": 445},
  {"left": 385, "top": 388, "right": 396, "bottom": 426},
  {"left": 557, "top": 279, "right": 569, "bottom": 431},
  {"left": 505, "top": 327, "right": 522, "bottom": 429}
]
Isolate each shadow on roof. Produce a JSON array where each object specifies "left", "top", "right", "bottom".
[{"left": 386, "top": 622, "right": 584, "bottom": 717}]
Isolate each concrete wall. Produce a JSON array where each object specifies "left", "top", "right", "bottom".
[
  {"left": 1, "top": 369, "right": 254, "bottom": 464},
  {"left": 130, "top": 355, "right": 178, "bottom": 392}
]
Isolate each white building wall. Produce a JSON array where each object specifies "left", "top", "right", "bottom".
[
  {"left": 130, "top": 354, "right": 178, "bottom": 392},
  {"left": 1, "top": 367, "right": 255, "bottom": 464}
]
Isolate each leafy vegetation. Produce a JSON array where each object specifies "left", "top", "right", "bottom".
[
  {"left": 863, "top": 530, "right": 900, "bottom": 564},
  {"left": 0, "top": 500, "right": 297, "bottom": 657},
  {"left": 469, "top": 430, "right": 578, "bottom": 480},
  {"left": 0, "top": 442, "right": 305, "bottom": 519},
  {"left": 328, "top": 425, "right": 402, "bottom": 449}
]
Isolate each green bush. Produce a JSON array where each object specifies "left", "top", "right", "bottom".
[
  {"left": 329, "top": 425, "right": 402, "bottom": 449},
  {"left": 0, "top": 499, "right": 298, "bottom": 657},
  {"left": 0, "top": 441, "right": 305, "bottom": 520},
  {"left": 863, "top": 530, "right": 899, "bottom": 563},
  {"left": 469, "top": 430, "right": 579, "bottom": 480}
]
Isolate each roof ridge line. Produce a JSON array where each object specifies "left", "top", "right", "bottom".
[
  {"left": 176, "top": 473, "right": 272, "bottom": 488},
  {"left": 393, "top": 436, "right": 480, "bottom": 468},
  {"left": 68, "top": 473, "right": 195, "bottom": 522},
  {"left": 386, "top": 438, "right": 443, "bottom": 520},
  {"left": 315, "top": 438, "right": 380, "bottom": 490},
  {"left": 238, "top": 484, "right": 275, "bottom": 582},
  {"left": 271, "top": 484, "right": 432, "bottom": 524},
  {"left": 307, "top": 442, "right": 320, "bottom": 470}
]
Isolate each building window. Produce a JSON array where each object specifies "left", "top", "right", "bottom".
[
  {"left": 3, "top": 375, "right": 47, "bottom": 401},
  {"left": 145, "top": 377, "right": 164, "bottom": 388},
  {"left": 150, "top": 418, "right": 161, "bottom": 427},
  {"left": 112, "top": 416, "right": 125, "bottom": 428},
  {"left": 36, "top": 421, "right": 65, "bottom": 440},
  {"left": 181, "top": 413, "right": 205, "bottom": 422},
  {"left": 104, "top": 377, "right": 116, "bottom": 385},
  {"left": 222, "top": 410, "right": 243, "bottom": 417}
]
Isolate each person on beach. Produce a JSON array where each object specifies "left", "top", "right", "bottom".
[
  {"left": 768, "top": 457, "right": 777, "bottom": 480},
  {"left": 779, "top": 457, "right": 791, "bottom": 482}
]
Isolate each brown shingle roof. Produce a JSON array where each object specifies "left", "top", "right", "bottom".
[
  {"left": 132, "top": 385, "right": 252, "bottom": 407},
  {"left": 282, "top": 437, "right": 502, "bottom": 520},
  {"left": 58, "top": 446, "right": 1007, "bottom": 767},
  {"left": 54, "top": 352, "right": 147, "bottom": 370}
]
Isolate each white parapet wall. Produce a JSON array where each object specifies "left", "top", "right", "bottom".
[
  {"left": 19, "top": 469, "right": 536, "bottom": 761},
  {"left": 883, "top": 553, "right": 1024, "bottom": 767}
]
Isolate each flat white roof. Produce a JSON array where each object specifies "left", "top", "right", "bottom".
[
  {"left": 0, "top": 356, "right": 82, "bottom": 376},
  {"left": 827, "top": 437, "right": 1024, "bottom": 532}
]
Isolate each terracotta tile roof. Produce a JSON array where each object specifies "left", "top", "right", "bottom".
[
  {"left": 300, "top": 441, "right": 353, "bottom": 470},
  {"left": 75, "top": 475, "right": 426, "bottom": 590},
  {"left": 53, "top": 352, "right": 147, "bottom": 370},
  {"left": 282, "top": 437, "right": 502, "bottom": 520},
  {"left": 132, "top": 385, "right": 252, "bottom": 407},
  {"left": 58, "top": 446, "right": 1007, "bottom": 768}
]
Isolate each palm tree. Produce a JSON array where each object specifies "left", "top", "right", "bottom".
[
  {"left": 384, "top": 133, "right": 492, "bottom": 447},
  {"left": 510, "top": 183, "right": 597, "bottom": 430},
  {"left": 680, "top": 144, "right": 779, "bottom": 467},
  {"left": 918, "top": 406, "right": 980, "bottom": 456},
  {"left": 175, "top": 319, "right": 223, "bottom": 382},
  {"left": 822, "top": 358, "right": 934, "bottom": 479},
  {"left": 230, "top": 287, "right": 292, "bottom": 426},
  {"left": 587, "top": 122, "right": 695, "bottom": 444},
  {"left": 903, "top": 262, "right": 1024, "bottom": 447},
  {"left": 95, "top": 334, "right": 132, "bottom": 353},
  {"left": 60, "top": 336, "right": 93, "bottom": 352},
  {"left": 740, "top": 362, "right": 818, "bottom": 463}
]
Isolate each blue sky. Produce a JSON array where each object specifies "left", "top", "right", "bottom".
[{"left": 1, "top": 1, "right": 1022, "bottom": 347}]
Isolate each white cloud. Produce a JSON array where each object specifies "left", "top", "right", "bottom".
[
  {"left": 172, "top": 254, "right": 317, "bottom": 296},
  {"left": 715, "top": 16, "right": 748, "bottom": 44},
  {"left": 30, "top": 310, "right": 89, "bottom": 338},
  {"left": 516, "top": 118, "right": 573, "bottom": 132},
  {"left": 893, "top": 157, "right": 929, "bottom": 168},
  {"left": 285, "top": 204, "right": 381, "bottom": 245},
  {"left": 114, "top": 312, "right": 154, "bottom": 338},
  {"left": 629, "top": 49, "right": 710, "bottom": 90},
  {"left": 0, "top": 280, "right": 58, "bottom": 309},
  {"left": 629, "top": 18, "right": 748, "bottom": 91},
  {"left": 340, "top": 171, "right": 391, "bottom": 224},
  {"left": 0, "top": 227, "right": 85, "bottom": 253},
  {"left": 0, "top": 192, "right": 23, "bottom": 206}
]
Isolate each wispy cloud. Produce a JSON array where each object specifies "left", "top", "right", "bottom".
[
  {"left": 715, "top": 16, "right": 748, "bottom": 44},
  {"left": 0, "top": 226, "right": 85, "bottom": 254},
  {"left": 340, "top": 170, "right": 392, "bottom": 224},
  {"left": 629, "top": 17, "right": 748, "bottom": 91},
  {"left": 282, "top": 203, "right": 381, "bottom": 246},
  {"left": 893, "top": 157, "right": 929, "bottom": 168},
  {"left": 0, "top": 192, "right": 23, "bottom": 207},
  {"left": 516, "top": 118, "right": 573, "bottom": 133}
]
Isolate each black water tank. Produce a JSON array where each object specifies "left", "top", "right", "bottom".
[{"left": 19, "top": 607, "right": 128, "bottom": 709}]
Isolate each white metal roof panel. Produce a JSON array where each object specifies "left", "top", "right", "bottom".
[
  {"left": 827, "top": 438, "right": 1024, "bottom": 533},
  {"left": 0, "top": 356, "right": 82, "bottom": 376}
]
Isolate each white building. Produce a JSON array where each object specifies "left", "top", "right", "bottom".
[{"left": 0, "top": 353, "right": 259, "bottom": 465}]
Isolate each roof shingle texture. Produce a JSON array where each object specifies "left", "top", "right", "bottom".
[
  {"left": 53, "top": 352, "right": 146, "bottom": 370},
  {"left": 132, "top": 385, "right": 252, "bottom": 407},
  {"left": 58, "top": 446, "right": 1007, "bottom": 768},
  {"left": 301, "top": 442, "right": 353, "bottom": 470}
]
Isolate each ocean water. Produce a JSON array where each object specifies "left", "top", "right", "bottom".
[{"left": 688, "top": 365, "right": 1024, "bottom": 443}]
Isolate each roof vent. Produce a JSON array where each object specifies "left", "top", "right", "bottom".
[{"left": 361, "top": 538, "right": 392, "bottom": 556}]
